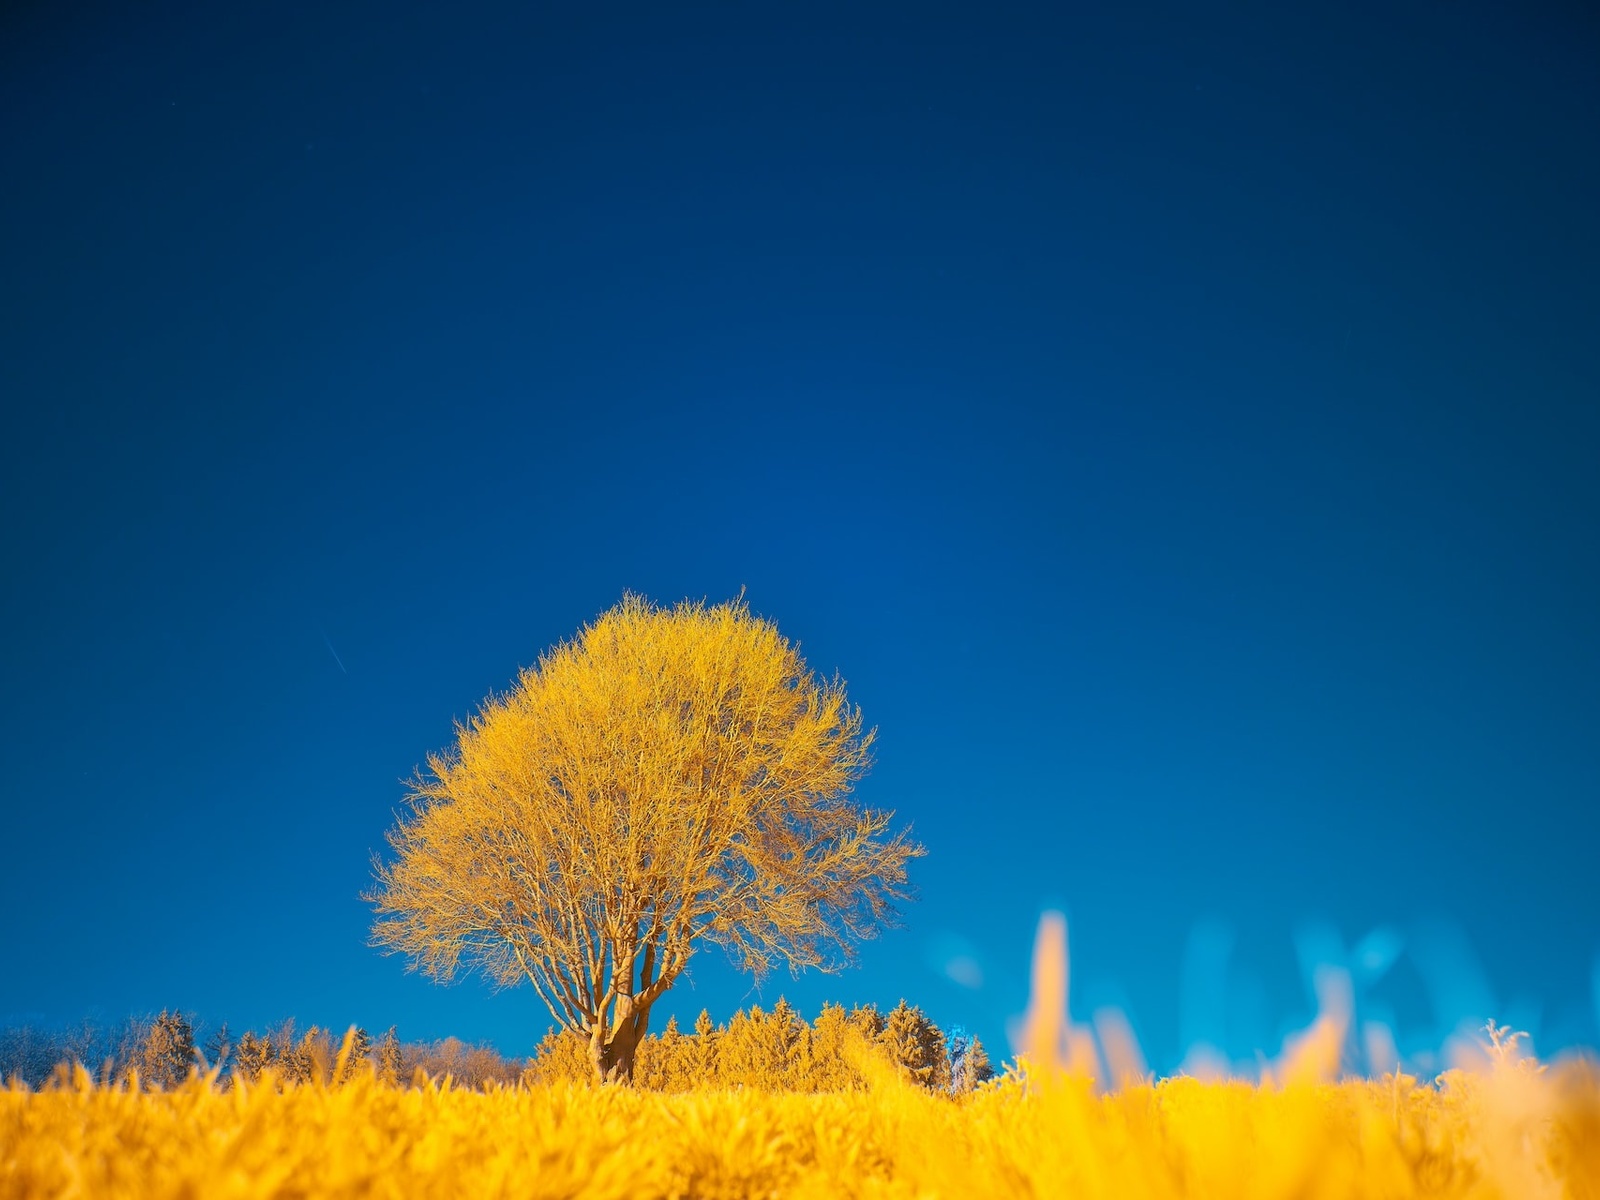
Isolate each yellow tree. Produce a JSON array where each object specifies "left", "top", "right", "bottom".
[{"left": 368, "top": 594, "right": 922, "bottom": 1083}]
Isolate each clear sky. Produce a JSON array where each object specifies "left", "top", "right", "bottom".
[{"left": 2, "top": 0, "right": 1596, "bottom": 1074}]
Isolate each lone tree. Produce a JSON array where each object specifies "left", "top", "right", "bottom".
[{"left": 369, "top": 594, "right": 921, "bottom": 1083}]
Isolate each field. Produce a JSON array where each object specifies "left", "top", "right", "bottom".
[{"left": 4, "top": 1048, "right": 1598, "bottom": 1199}]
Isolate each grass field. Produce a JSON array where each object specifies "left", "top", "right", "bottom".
[{"left": 4, "top": 1048, "right": 1598, "bottom": 1199}]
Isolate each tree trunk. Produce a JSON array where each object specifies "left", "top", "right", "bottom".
[{"left": 588, "top": 997, "right": 652, "bottom": 1084}]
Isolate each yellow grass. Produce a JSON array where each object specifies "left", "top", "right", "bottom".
[{"left": 2, "top": 1049, "right": 1597, "bottom": 1199}]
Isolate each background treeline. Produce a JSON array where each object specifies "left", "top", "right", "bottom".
[
  {"left": 1, "top": 999, "right": 995, "bottom": 1094},
  {"left": 0, "top": 1013, "right": 519, "bottom": 1090},
  {"left": 527, "top": 999, "right": 996, "bottom": 1094}
]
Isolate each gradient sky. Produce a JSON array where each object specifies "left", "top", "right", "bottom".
[{"left": 2, "top": 0, "right": 1597, "bottom": 1074}]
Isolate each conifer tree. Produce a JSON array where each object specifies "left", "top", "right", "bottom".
[
  {"left": 233, "top": 1031, "right": 275, "bottom": 1082},
  {"left": 880, "top": 1001, "right": 950, "bottom": 1091},
  {"left": 637, "top": 1015, "right": 685, "bottom": 1091},
  {"left": 766, "top": 998, "right": 807, "bottom": 1088},
  {"left": 949, "top": 1030, "right": 995, "bottom": 1094},
  {"left": 274, "top": 1023, "right": 330, "bottom": 1085},
  {"left": 719, "top": 1007, "right": 761, "bottom": 1088},
  {"left": 136, "top": 1011, "right": 196, "bottom": 1089},
  {"left": 523, "top": 1027, "right": 592, "bottom": 1086},
  {"left": 806, "top": 1003, "right": 864, "bottom": 1092},
  {"left": 337, "top": 1027, "right": 373, "bottom": 1082},
  {"left": 375, "top": 1026, "right": 402, "bottom": 1085},
  {"left": 302, "top": 1027, "right": 335, "bottom": 1084},
  {"left": 683, "top": 1009, "right": 720, "bottom": 1084},
  {"left": 850, "top": 1003, "right": 887, "bottom": 1042}
]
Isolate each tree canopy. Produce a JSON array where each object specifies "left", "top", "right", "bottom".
[{"left": 368, "top": 594, "right": 922, "bottom": 1082}]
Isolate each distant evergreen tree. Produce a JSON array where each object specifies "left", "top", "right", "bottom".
[
  {"left": 137, "top": 1010, "right": 196, "bottom": 1089},
  {"left": 767, "top": 998, "right": 808, "bottom": 1088},
  {"left": 375, "top": 1026, "right": 402, "bottom": 1085},
  {"left": 303, "top": 1027, "right": 335, "bottom": 1084},
  {"left": 637, "top": 1015, "right": 685, "bottom": 1091},
  {"left": 233, "top": 1031, "right": 275, "bottom": 1081},
  {"left": 724, "top": 1004, "right": 806, "bottom": 1089},
  {"left": 849, "top": 1003, "right": 887, "bottom": 1042},
  {"left": 805, "top": 1003, "right": 865, "bottom": 1092},
  {"left": 879, "top": 1001, "right": 949, "bottom": 1091},
  {"left": 682, "top": 1009, "right": 719, "bottom": 1084},
  {"left": 947, "top": 1027, "right": 996, "bottom": 1095},
  {"left": 523, "top": 1027, "right": 593, "bottom": 1086},
  {"left": 273, "top": 1023, "right": 333, "bottom": 1085},
  {"left": 337, "top": 1026, "right": 373, "bottom": 1082},
  {"left": 277, "top": 1036, "right": 309, "bottom": 1084}
]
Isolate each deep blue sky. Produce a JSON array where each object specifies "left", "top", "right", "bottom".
[{"left": 2, "top": 0, "right": 1596, "bottom": 1074}]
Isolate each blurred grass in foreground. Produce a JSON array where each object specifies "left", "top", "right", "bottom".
[
  {"left": 3, "top": 914, "right": 1597, "bottom": 1199},
  {"left": 3, "top": 1056, "right": 1597, "bottom": 1199}
]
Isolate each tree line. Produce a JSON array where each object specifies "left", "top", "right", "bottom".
[
  {"left": 2, "top": 999, "right": 995, "bottom": 1095},
  {"left": 0, "top": 1013, "right": 518, "bottom": 1091},
  {"left": 526, "top": 999, "right": 995, "bottom": 1094}
]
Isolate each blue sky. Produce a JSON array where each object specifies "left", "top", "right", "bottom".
[{"left": 2, "top": 0, "right": 1596, "bottom": 1073}]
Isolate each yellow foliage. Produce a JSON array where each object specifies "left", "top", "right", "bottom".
[{"left": 368, "top": 594, "right": 921, "bottom": 1082}]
